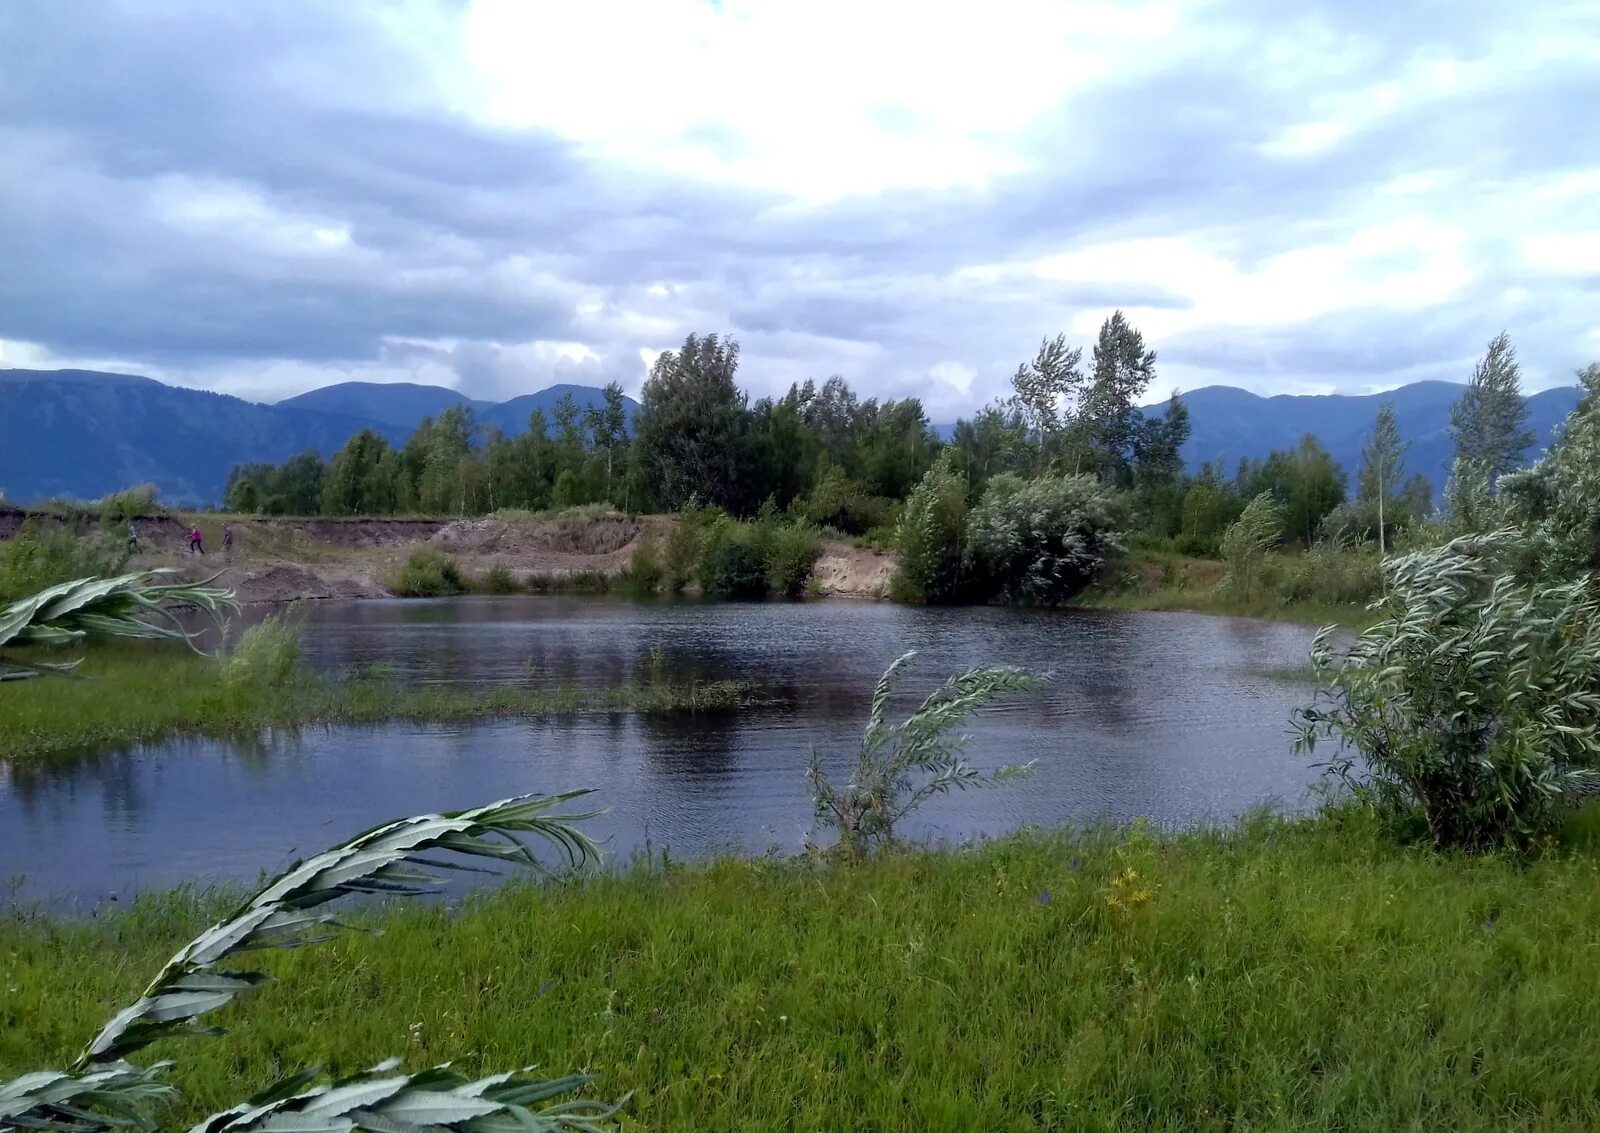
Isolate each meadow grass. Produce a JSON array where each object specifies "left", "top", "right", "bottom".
[
  {"left": 0, "top": 643, "right": 767, "bottom": 762},
  {"left": 1083, "top": 552, "right": 1379, "bottom": 628},
  {"left": 7, "top": 811, "right": 1600, "bottom": 1129}
]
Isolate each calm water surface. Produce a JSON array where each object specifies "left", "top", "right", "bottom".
[{"left": 0, "top": 598, "right": 1321, "bottom": 906}]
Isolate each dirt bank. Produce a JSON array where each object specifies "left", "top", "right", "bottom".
[{"left": 0, "top": 508, "right": 893, "bottom": 603}]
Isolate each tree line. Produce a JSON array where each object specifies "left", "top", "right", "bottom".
[{"left": 222, "top": 319, "right": 1555, "bottom": 570}]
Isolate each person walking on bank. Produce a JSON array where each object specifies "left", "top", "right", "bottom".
[{"left": 187, "top": 526, "right": 205, "bottom": 555}]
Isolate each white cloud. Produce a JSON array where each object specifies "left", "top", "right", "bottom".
[{"left": 454, "top": 0, "right": 1187, "bottom": 200}]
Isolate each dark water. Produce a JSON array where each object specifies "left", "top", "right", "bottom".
[{"left": 0, "top": 598, "right": 1322, "bottom": 906}]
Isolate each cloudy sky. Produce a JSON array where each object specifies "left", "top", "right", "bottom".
[{"left": 1, "top": 0, "right": 1595, "bottom": 417}]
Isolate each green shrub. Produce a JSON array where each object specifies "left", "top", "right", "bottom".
[
  {"left": 890, "top": 452, "right": 971, "bottom": 603},
  {"left": 662, "top": 508, "right": 719, "bottom": 592},
  {"left": 1296, "top": 530, "right": 1600, "bottom": 851},
  {"left": 97, "top": 483, "right": 162, "bottom": 522},
  {"left": 551, "top": 468, "right": 586, "bottom": 509},
  {"left": 624, "top": 537, "right": 665, "bottom": 593},
  {"left": 753, "top": 520, "right": 823, "bottom": 598},
  {"left": 808, "top": 651, "right": 1044, "bottom": 859},
  {"left": 966, "top": 473, "right": 1122, "bottom": 605},
  {"left": 525, "top": 568, "right": 612, "bottom": 594},
  {"left": 1220, "top": 492, "right": 1282, "bottom": 601},
  {"left": 388, "top": 548, "right": 465, "bottom": 597},
  {"left": 1276, "top": 545, "right": 1382, "bottom": 607},
  {"left": 701, "top": 538, "right": 769, "bottom": 600},
  {"left": 220, "top": 610, "right": 303, "bottom": 689},
  {"left": 800, "top": 466, "right": 890, "bottom": 535},
  {"left": 479, "top": 563, "right": 519, "bottom": 594},
  {"left": 0, "top": 519, "right": 130, "bottom": 603}
]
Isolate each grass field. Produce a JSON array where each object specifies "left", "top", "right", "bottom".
[
  {"left": 8, "top": 811, "right": 1600, "bottom": 1130},
  {"left": 0, "top": 643, "right": 766, "bottom": 762}
]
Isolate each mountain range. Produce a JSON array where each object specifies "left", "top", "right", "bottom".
[{"left": 0, "top": 368, "right": 1582, "bottom": 507}]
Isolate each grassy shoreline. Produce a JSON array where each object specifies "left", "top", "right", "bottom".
[
  {"left": 8, "top": 811, "right": 1600, "bottom": 1129},
  {"left": 1079, "top": 584, "right": 1373, "bottom": 627},
  {"left": 0, "top": 645, "right": 769, "bottom": 763}
]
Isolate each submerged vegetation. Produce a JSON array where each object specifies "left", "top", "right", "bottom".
[{"left": 0, "top": 641, "right": 767, "bottom": 762}]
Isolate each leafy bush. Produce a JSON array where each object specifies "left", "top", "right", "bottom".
[
  {"left": 753, "top": 519, "right": 823, "bottom": 598},
  {"left": 0, "top": 519, "right": 131, "bottom": 603},
  {"left": 551, "top": 468, "right": 586, "bottom": 509},
  {"left": 96, "top": 483, "right": 161, "bottom": 522},
  {"left": 800, "top": 465, "right": 891, "bottom": 535},
  {"left": 478, "top": 562, "right": 519, "bottom": 594},
  {"left": 662, "top": 507, "right": 720, "bottom": 592},
  {"left": 1500, "top": 364, "right": 1600, "bottom": 578},
  {"left": 221, "top": 610, "right": 303, "bottom": 689},
  {"left": 1220, "top": 492, "right": 1282, "bottom": 600},
  {"left": 891, "top": 453, "right": 971, "bottom": 603},
  {"left": 1295, "top": 531, "right": 1600, "bottom": 851},
  {"left": 389, "top": 548, "right": 465, "bottom": 597},
  {"left": 966, "top": 473, "right": 1122, "bottom": 604},
  {"left": 701, "top": 537, "right": 769, "bottom": 600},
  {"left": 1276, "top": 545, "right": 1383, "bottom": 607},
  {"left": 807, "top": 651, "right": 1045, "bottom": 859},
  {"left": 624, "top": 537, "right": 665, "bottom": 593}
]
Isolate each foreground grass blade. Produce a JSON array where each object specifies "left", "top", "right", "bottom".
[
  {"left": 187, "top": 1063, "right": 624, "bottom": 1133},
  {"left": 0, "top": 1063, "right": 175, "bottom": 1133},
  {"left": 80, "top": 792, "right": 604, "bottom": 1066},
  {"left": 0, "top": 571, "right": 238, "bottom": 680}
]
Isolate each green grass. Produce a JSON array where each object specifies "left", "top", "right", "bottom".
[
  {"left": 1082, "top": 584, "right": 1374, "bottom": 628},
  {"left": 1082, "top": 552, "right": 1379, "bottom": 628},
  {"left": 8, "top": 811, "right": 1600, "bottom": 1129},
  {"left": 0, "top": 643, "right": 768, "bottom": 762}
]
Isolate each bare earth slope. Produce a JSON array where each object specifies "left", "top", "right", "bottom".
[{"left": 0, "top": 507, "right": 892, "bottom": 603}]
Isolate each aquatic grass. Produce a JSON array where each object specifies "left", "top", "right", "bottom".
[
  {"left": 387, "top": 550, "right": 465, "bottom": 598},
  {"left": 218, "top": 611, "right": 302, "bottom": 690},
  {"left": 9, "top": 811, "right": 1600, "bottom": 1129},
  {"left": 523, "top": 569, "right": 614, "bottom": 595},
  {"left": 0, "top": 644, "right": 771, "bottom": 763}
]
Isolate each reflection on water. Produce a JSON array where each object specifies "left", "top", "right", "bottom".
[{"left": 0, "top": 597, "right": 1322, "bottom": 906}]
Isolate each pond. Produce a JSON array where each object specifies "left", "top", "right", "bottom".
[{"left": 0, "top": 597, "right": 1323, "bottom": 906}]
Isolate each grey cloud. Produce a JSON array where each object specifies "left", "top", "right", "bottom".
[{"left": 0, "top": 0, "right": 1592, "bottom": 411}]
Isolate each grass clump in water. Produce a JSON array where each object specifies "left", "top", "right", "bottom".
[
  {"left": 218, "top": 610, "right": 302, "bottom": 689},
  {"left": 388, "top": 548, "right": 465, "bottom": 597},
  {"left": 476, "top": 562, "right": 520, "bottom": 594},
  {"left": 0, "top": 642, "right": 769, "bottom": 762}
]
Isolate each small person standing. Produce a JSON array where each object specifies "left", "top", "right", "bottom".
[{"left": 222, "top": 525, "right": 234, "bottom": 562}]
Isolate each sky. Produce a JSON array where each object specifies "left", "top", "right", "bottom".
[{"left": 0, "top": 0, "right": 1596, "bottom": 417}]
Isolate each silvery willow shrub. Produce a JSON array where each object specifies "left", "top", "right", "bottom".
[
  {"left": 1295, "top": 530, "right": 1600, "bottom": 851},
  {"left": 965, "top": 473, "right": 1122, "bottom": 605}
]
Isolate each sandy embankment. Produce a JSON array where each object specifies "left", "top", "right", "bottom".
[{"left": 20, "top": 510, "right": 896, "bottom": 604}]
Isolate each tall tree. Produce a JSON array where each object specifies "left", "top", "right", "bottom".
[
  {"left": 1131, "top": 391, "right": 1191, "bottom": 536},
  {"left": 1449, "top": 332, "right": 1533, "bottom": 481},
  {"left": 1009, "top": 334, "right": 1084, "bottom": 472},
  {"left": 1079, "top": 311, "right": 1157, "bottom": 481},
  {"left": 322, "top": 429, "right": 394, "bottom": 516},
  {"left": 633, "top": 332, "right": 750, "bottom": 512},
  {"left": 584, "top": 381, "right": 630, "bottom": 505},
  {"left": 1358, "top": 403, "right": 1406, "bottom": 553}
]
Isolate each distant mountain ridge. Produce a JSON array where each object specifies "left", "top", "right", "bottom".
[
  {"left": 1164, "top": 381, "right": 1580, "bottom": 496},
  {"left": 0, "top": 367, "right": 1582, "bottom": 507},
  {"left": 0, "top": 370, "right": 639, "bottom": 506}
]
